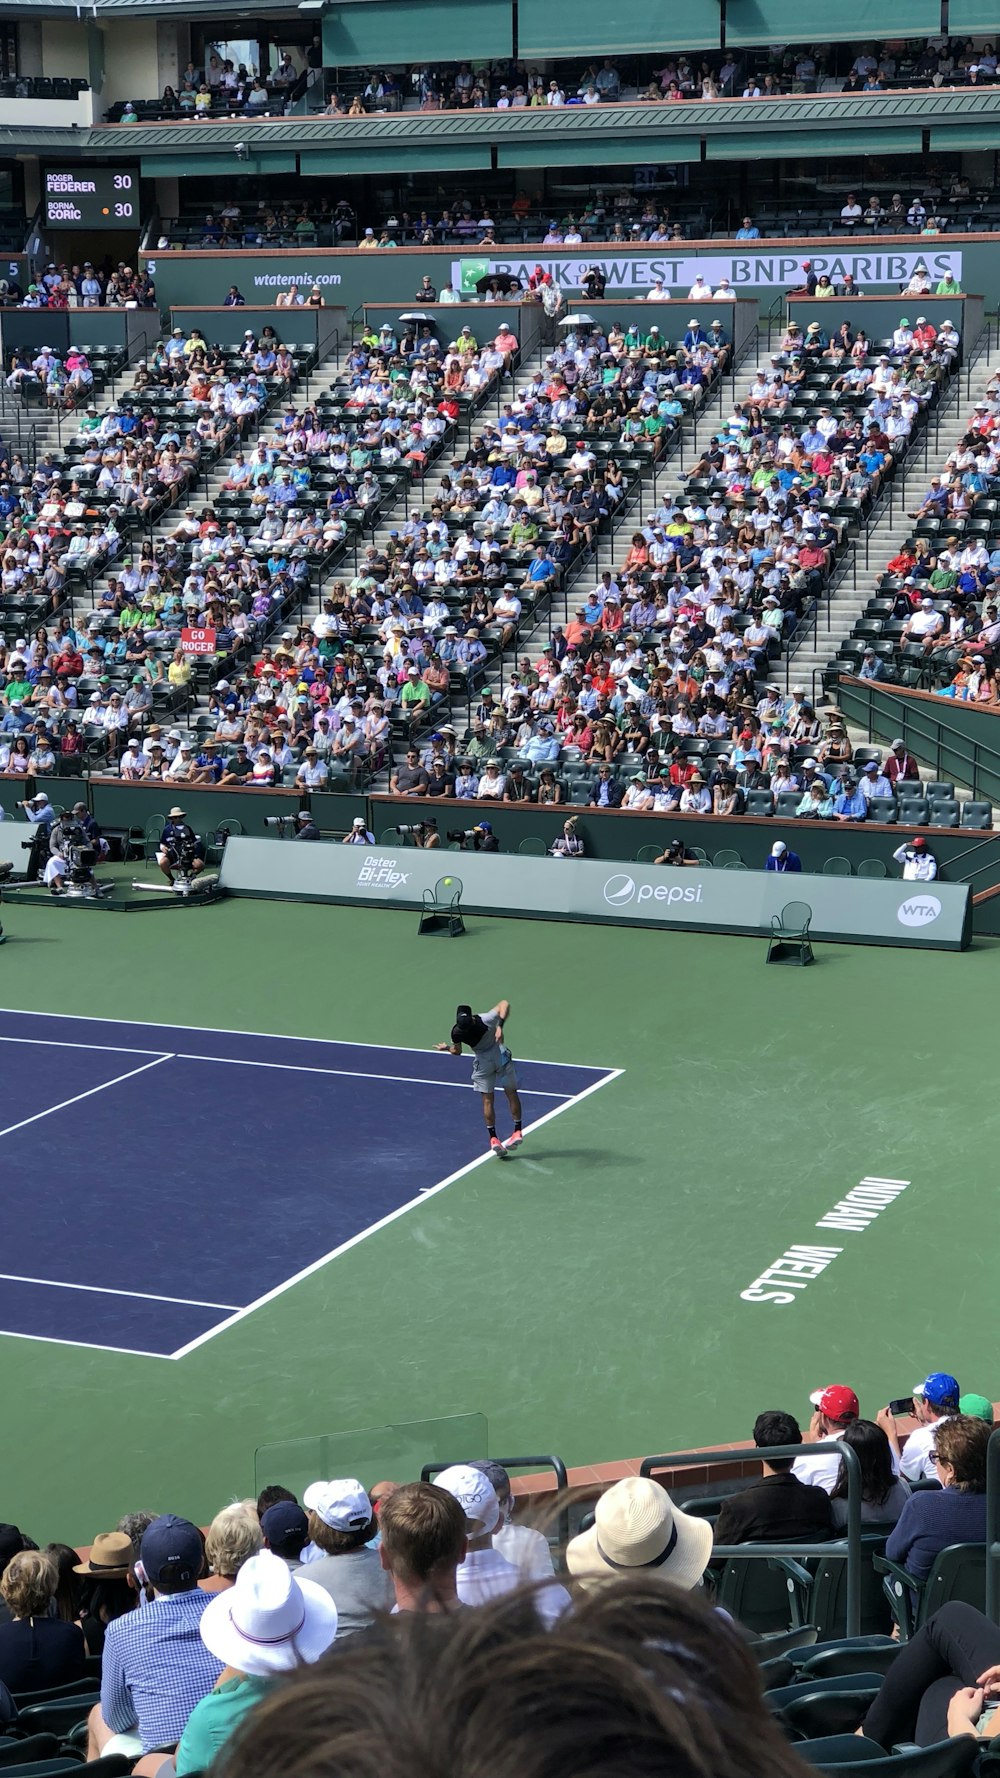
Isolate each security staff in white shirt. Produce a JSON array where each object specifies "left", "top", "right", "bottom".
[{"left": 893, "top": 836, "right": 938, "bottom": 881}]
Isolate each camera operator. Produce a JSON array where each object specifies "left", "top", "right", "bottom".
[
  {"left": 343, "top": 816, "right": 375, "bottom": 844},
  {"left": 18, "top": 792, "right": 56, "bottom": 881},
  {"left": 394, "top": 817, "right": 441, "bottom": 850},
  {"left": 44, "top": 805, "right": 98, "bottom": 896},
  {"left": 295, "top": 810, "right": 322, "bottom": 841},
  {"left": 70, "top": 801, "right": 110, "bottom": 862},
  {"left": 446, "top": 821, "right": 499, "bottom": 853},
  {"left": 157, "top": 805, "right": 205, "bottom": 888}
]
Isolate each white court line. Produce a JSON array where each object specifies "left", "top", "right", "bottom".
[
  {"left": 0, "top": 1034, "right": 165, "bottom": 1057},
  {"left": 0, "top": 1326, "right": 174, "bottom": 1362},
  {"left": 0, "top": 1007, "right": 606, "bottom": 1072},
  {"left": 169, "top": 1067, "right": 624, "bottom": 1361},
  {"left": 0, "top": 1274, "right": 240, "bottom": 1311},
  {"left": 174, "top": 1053, "right": 570, "bottom": 1098},
  {"left": 0, "top": 1053, "right": 172, "bottom": 1142}
]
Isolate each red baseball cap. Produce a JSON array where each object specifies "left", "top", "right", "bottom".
[{"left": 809, "top": 1385, "right": 859, "bottom": 1423}]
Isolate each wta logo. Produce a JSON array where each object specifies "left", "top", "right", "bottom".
[
  {"left": 897, "top": 895, "right": 941, "bottom": 928},
  {"left": 603, "top": 875, "right": 704, "bottom": 910}
]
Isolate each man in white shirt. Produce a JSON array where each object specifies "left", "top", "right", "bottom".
[
  {"left": 840, "top": 194, "right": 863, "bottom": 227},
  {"left": 893, "top": 836, "right": 938, "bottom": 882},
  {"left": 688, "top": 275, "right": 713, "bottom": 301},
  {"left": 469, "top": 1461, "right": 560, "bottom": 1584},
  {"left": 879, "top": 1373, "right": 960, "bottom": 1482},
  {"left": 791, "top": 1385, "right": 861, "bottom": 1492},
  {"left": 436, "top": 1465, "right": 568, "bottom": 1620}
]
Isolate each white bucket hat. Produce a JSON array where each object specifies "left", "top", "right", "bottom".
[
  {"left": 566, "top": 1477, "right": 712, "bottom": 1590},
  {"left": 200, "top": 1551, "right": 338, "bottom": 1675}
]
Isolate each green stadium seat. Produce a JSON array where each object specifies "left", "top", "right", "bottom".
[
  {"left": 960, "top": 803, "right": 992, "bottom": 829},
  {"left": 857, "top": 859, "right": 887, "bottom": 879},
  {"left": 874, "top": 1543, "right": 985, "bottom": 1642},
  {"left": 928, "top": 803, "right": 959, "bottom": 828},
  {"left": 766, "top": 1674, "right": 885, "bottom": 1739},
  {"left": 823, "top": 857, "right": 852, "bottom": 876},
  {"left": 868, "top": 799, "right": 897, "bottom": 824},
  {"left": 796, "top": 1734, "right": 978, "bottom": 1776},
  {"left": 713, "top": 849, "right": 743, "bottom": 869}
]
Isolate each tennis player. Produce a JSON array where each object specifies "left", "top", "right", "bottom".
[{"left": 435, "top": 999, "right": 524, "bottom": 1159}]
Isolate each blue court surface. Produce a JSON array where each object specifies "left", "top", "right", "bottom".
[{"left": 0, "top": 1009, "right": 618, "bottom": 1361}]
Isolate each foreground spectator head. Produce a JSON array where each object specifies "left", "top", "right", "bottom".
[
  {"left": 256, "top": 1484, "right": 298, "bottom": 1520},
  {"left": 200, "top": 1550, "right": 338, "bottom": 1674},
  {"left": 1, "top": 1549, "right": 56, "bottom": 1618},
  {"left": 303, "top": 1478, "right": 377, "bottom": 1553},
  {"left": 205, "top": 1502, "right": 263, "bottom": 1581},
  {"left": 0, "top": 1527, "right": 27, "bottom": 1579},
  {"left": 566, "top": 1477, "right": 712, "bottom": 1591},
  {"left": 116, "top": 1512, "right": 156, "bottom": 1559},
  {"left": 810, "top": 1383, "right": 860, "bottom": 1436},
  {"left": 378, "top": 1481, "right": 466, "bottom": 1610},
  {"left": 216, "top": 1576, "right": 813, "bottom": 1778},
  {"left": 436, "top": 1463, "right": 502, "bottom": 1545}
]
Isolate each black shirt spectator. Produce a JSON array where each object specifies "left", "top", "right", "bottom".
[
  {"left": 713, "top": 1411, "right": 834, "bottom": 1546},
  {"left": 0, "top": 1551, "right": 85, "bottom": 1692}
]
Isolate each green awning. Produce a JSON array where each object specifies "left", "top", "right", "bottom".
[
  {"left": 141, "top": 152, "right": 297, "bottom": 176},
  {"left": 497, "top": 135, "right": 702, "bottom": 167},
  {"left": 517, "top": 0, "right": 720, "bottom": 54},
  {"left": 705, "top": 126, "right": 923, "bottom": 159},
  {"left": 323, "top": 0, "right": 511, "bottom": 66},
  {"left": 299, "top": 143, "right": 492, "bottom": 175},
  {"left": 929, "top": 123, "right": 1000, "bottom": 150},
  {"left": 725, "top": 0, "right": 938, "bottom": 44}
]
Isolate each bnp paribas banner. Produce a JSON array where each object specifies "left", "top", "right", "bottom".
[{"left": 455, "top": 247, "right": 964, "bottom": 295}]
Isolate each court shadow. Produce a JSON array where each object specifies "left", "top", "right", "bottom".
[{"left": 528, "top": 1147, "right": 623, "bottom": 1165}]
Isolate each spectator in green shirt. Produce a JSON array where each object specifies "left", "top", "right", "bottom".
[
  {"left": 161, "top": 1553, "right": 337, "bottom": 1778},
  {"left": 935, "top": 274, "right": 962, "bottom": 296}
]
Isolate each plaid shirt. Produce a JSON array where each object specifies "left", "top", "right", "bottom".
[{"left": 101, "top": 1588, "right": 222, "bottom": 1752}]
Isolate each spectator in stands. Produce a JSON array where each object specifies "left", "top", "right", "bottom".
[
  {"left": 297, "top": 1479, "right": 393, "bottom": 1634},
  {"left": 260, "top": 1502, "right": 309, "bottom": 1567},
  {"left": 765, "top": 840, "right": 801, "bottom": 872},
  {"left": 884, "top": 1415, "right": 989, "bottom": 1583},
  {"left": 712, "top": 1411, "right": 834, "bottom": 1545},
  {"left": 137, "top": 1552, "right": 339, "bottom": 1778},
  {"left": 792, "top": 1385, "right": 861, "bottom": 1489},
  {"left": 377, "top": 1481, "right": 466, "bottom": 1614},
  {"left": 203, "top": 1506, "right": 263, "bottom": 1591},
  {"left": 87, "top": 1515, "right": 222, "bottom": 1760},
  {"left": 567, "top": 1476, "right": 712, "bottom": 1593},
  {"left": 829, "top": 1421, "right": 911, "bottom": 1529},
  {"left": 885, "top": 736, "right": 921, "bottom": 785},
  {"left": 880, "top": 1372, "right": 962, "bottom": 1481},
  {"left": 0, "top": 1551, "right": 85, "bottom": 1691}
]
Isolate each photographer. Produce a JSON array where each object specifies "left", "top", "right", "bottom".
[
  {"left": 19, "top": 792, "right": 56, "bottom": 881},
  {"left": 396, "top": 818, "right": 440, "bottom": 851},
  {"left": 44, "top": 807, "right": 97, "bottom": 897},
  {"left": 157, "top": 806, "right": 205, "bottom": 888},
  {"left": 445, "top": 821, "right": 499, "bottom": 854},
  {"left": 295, "top": 811, "right": 321, "bottom": 841},
  {"left": 343, "top": 817, "right": 375, "bottom": 844},
  {"left": 655, "top": 837, "right": 700, "bottom": 867}
]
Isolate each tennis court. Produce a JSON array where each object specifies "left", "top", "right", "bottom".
[
  {"left": 0, "top": 1009, "right": 615, "bottom": 1357},
  {"left": 0, "top": 894, "right": 993, "bottom": 1544}
]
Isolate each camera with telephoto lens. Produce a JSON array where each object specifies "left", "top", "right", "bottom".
[
  {"left": 264, "top": 814, "right": 297, "bottom": 830},
  {"left": 395, "top": 823, "right": 427, "bottom": 836},
  {"left": 446, "top": 829, "right": 480, "bottom": 844}
]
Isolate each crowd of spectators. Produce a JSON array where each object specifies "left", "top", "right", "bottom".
[
  {"left": 10, "top": 261, "right": 156, "bottom": 312},
  {"left": 0, "top": 1385, "right": 996, "bottom": 1775}
]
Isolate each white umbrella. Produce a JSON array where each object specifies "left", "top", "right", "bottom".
[
  {"left": 398, "top": 312, "right": 427, "bottom": 322},
  {"left": 559, "top": 312, "right": 594, "bottom": 326}
]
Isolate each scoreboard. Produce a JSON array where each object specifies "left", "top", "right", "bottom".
[{"left": 43, "top": 168, "right": 140, "bottom": 230}]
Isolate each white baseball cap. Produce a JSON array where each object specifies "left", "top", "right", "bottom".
[
  {"left": 302, "top": 1478, "right": 373, "bottom": 1532},
  {"left": 436, "top": 1463, "right": 501, "bottom": 1535}
]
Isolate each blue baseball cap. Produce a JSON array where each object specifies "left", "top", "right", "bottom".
[
  {"left": 261, "top": 1501, "right": 308, "bottom": 1556},
  {"left": 140, "top": 1515, "right": 203, "bottom": 1588},
  {"left": 916, "top": 1372, "right": 960, "bottom": 1410},
  {"left": 475, "top": 821, "right": 492, "bottom": 834}
]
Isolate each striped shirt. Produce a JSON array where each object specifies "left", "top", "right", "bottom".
[{"left": 101, "top": 1589, "right": 222, "bottom": 1752}]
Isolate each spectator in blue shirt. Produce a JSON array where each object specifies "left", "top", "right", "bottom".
[
  {"left": 87, "top": 1515, "right": 222, "bottom": 1760},
  {"left": 833, "top": 777, "right": 868, "bottom": 821},
  {"left": 765, "top": 840, "right": 801, "bottom": 872},
  {"left": 522, "top": 544, "right": 556, "bottom": 589},
  {"left": 736, "top": 217, "right": 761, "bottom": 239},
  {"left": 859, "top": 648, "right": 891, "bottom": 682}
]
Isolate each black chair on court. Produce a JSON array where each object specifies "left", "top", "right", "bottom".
[
  {"left": 418, "top": 875, "right": 465, "bottom": 937},
  {"left": 767, "top": 901, "right": 815, "bottom": 965}
]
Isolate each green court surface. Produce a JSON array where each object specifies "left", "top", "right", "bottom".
[{"left": 0, "top": 895, "right": 993, "bottom": 1545}]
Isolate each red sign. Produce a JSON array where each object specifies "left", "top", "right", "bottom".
[{"left": 181, "top": 627, "right": 217, "bottom": 656}]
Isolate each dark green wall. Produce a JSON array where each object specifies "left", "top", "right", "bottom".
[{"left": 838, "top": 678, "right": 1000, "bottom": 810}]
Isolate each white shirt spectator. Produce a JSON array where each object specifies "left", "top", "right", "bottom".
[{"left": 688, "top": 277, "right": 713, "bottom": 300}]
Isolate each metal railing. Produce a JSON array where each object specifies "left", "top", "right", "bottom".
[
  {"left": 641, "top": 1439, "right": 864, "bottom": 1634},
  {"left": 838, "top": 674, "right": 1000, "bottom": 809}
]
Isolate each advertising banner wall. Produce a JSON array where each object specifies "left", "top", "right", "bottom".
[{"left": 219, "top": 839, "right": 971, "bottom": 949}]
